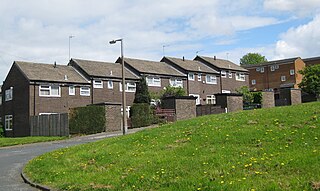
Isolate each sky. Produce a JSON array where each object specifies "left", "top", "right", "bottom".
[{"left": 0, "top": 0, "right": 320, "bottom": 81}]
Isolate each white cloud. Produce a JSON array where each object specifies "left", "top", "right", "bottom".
[
  {"left": 264, "top": 0, "right": 320, "bottom": 17},
  {"left": 274, "top": 14, "right": 320, "bottom": 59}
]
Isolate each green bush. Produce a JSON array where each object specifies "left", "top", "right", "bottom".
[
  {"left": 0, "top": 124, "right": 4, "bottom": 137},
  {"left": 69, "top": 105, "right": 106, "bottom": 135},
  {"left": 130, "top": 103, "right": 152, "bottom": 128},
  {"left": 252, "top": 91, "right": 262, "bottom": 104}
]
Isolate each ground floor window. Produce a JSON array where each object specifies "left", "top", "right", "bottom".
[
  {"left": 5, "top": 115, "right": 13, "bottom": 130},
  {"left": 206, "top": 95, "right": 216, "bottom": 105}
]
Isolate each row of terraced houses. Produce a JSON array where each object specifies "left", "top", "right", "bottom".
[
  {"left": 1, "top": 56, "right": 249, "bottom": 137},
  {"left": 2, "top": 54, "right": 319, "bottom": 137}
]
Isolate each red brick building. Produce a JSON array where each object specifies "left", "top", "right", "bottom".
[{"left": 243, "top": 57, "right": 305, "bottom": 94}]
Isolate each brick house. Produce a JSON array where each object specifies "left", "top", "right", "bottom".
[
  {"left": 161, "top": 56, "right": 220, "bottom": 105},
  {"left": 2, "top": 61, "right": 90, "bottom": 137},
  {"left": 116, "top": 57, "right": 187, "bottom": 96},
  {"left": 69, "top": 58, "right": 139, "bottom": 106},
  {"left": 194, "top": 56, "right": 249, "bottom": 93},
  {"left": 242, "top": 57, "right": 305, "bottom": 95},
  {"left": 303, "top": 56, "right": 320, "bottom": 67}
]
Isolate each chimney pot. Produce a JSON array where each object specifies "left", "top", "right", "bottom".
[
  {"left": 183, "top": 56, "right": 185, "bottom": 61},
  {"left": 214, "top": 56, "right": 216, "bottom": 60}
]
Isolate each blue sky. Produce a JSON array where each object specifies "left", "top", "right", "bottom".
[{"left": 0, "top": 0, "right": 320, "bottom": 81}]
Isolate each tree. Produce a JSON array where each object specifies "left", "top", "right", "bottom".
[
  {"left": 160, "top": 86, "right": 186, "bottom": 100},
  {"left": 134, "top": 76, "right": 151, "bottom": 103},
  {"left": 240, "top": 53, "right": 267, "bottom": 66},
  {"left": 236, "top": 86, "right": 253, "bottom": 103},
  {"left": 299, "top": 65, "right": 320, "bottom": 101}
]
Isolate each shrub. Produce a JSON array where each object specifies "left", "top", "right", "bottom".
[
  {"left": 0, "top": 124, "right": 4, "bottom": 137},
  {"left": 130, "top": 103, "right": 152, "bottom": 128},
  {"left": 134, "top": 76, "right": 151, "bottom": 104},
  {"left": 252, "top": 91, "right": 262, "bottom": 104},
  {"left": 69, "top": 105, "right": 105, "bottom": 135}
]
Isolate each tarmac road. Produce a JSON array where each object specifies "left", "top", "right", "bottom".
[{"left": 0, "top": 127, "right": 152, "bottom": 191}]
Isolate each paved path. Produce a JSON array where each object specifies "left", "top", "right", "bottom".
[{"left": 0, "top": 127, "right": 154, "bottom": 191}]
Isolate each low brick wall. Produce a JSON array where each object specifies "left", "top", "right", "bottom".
[
  {"left": 215, "top": 93, "right": 243, "bottom": 113},
  {"left": 262, "top": 91, "right": 275, "bottom": 108},
  {"left": 162, "top": 96, "right": 197, "bottom": 121}
]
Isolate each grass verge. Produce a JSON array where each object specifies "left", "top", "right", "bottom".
[
  {"left": 25, "top": 102, "right": 320, "bottom": 190},
  {"left": 0, "top": 136, "right": 66, "bottom": 147}
]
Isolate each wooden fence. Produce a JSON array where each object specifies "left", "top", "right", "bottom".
[
  {"left": 30, "top": 113, "right": 69, "bottom": 136},
  {"left": 196, "top": 105, "right": 225, "bottom": 116}
]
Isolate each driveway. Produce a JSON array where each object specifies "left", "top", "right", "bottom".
[{"left": 0, "top": 127, "right": 153, "bottom": 191}]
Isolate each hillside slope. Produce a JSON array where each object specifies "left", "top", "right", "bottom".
[{"left": 25, "top": 102, "right": 320, "bottom": 191}]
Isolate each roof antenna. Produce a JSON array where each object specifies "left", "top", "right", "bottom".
[{"left": 54, "top": 61, "right": 57, "bottom": 68}]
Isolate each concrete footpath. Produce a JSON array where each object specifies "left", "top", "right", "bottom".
[{"left": 0, "top": 126, "right": 156, "bottom": 191}]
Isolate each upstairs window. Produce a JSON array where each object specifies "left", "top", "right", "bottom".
[
  {"left": 228, "top": 72, "right": 232, "bottom": 78},
  {"left": 120, "top": 82, "right": 136, "bottom": 92},
  {"left": 236, "top": 73, "right": 245, "bottom": 81},
  {"left": 80, "top": 87, "right": 90, "bottom": 96},
  {"left": 108, "top": 81, "right": 113, "bottom": 89},
  {"left": 93, "top": 80, "right": 103, "bottom": 88},
  {"left": 5, "top": 87, "right": 13, "bottom": 101},
  {"left": 221, "top": 70, "right": 227, "bottom": 78},
  {"left": 252, "top": 79, "right": 256, "bottom": 85},
  {"left": 146, "top": 76, "right": 161, "bottom": 87},
  {"left": 197, "top": 73, "right": 202, "bottom": 81},
  {"left": 290, "top": 69, "right": 295, "bottom": 76},
  {"left": 69, "top": 86, "right": 75, "bottom": 95},
  {"left": 270, "top": 65, "right": 275, "bottom": 71},
  {"left": 281, "top": 76, "right": 286, "bottom": 82},
  {"left": 206, "top": 75, "right": 217, "bottom": 84},
  {"left": 260, "top": 67, "right": 265, "bottom": 73},
  {"left": 169, "top": 78, "right": 183, "bottom": 88},
  {"left": 188, "top": 73, "right": 195, "bottom": 81},
  {"left": 39, "top": 85, "right": 60, "bottom": 97}
]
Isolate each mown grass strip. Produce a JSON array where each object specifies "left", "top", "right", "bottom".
[
  {"left": 0, "top": 136, "right": 66, "bottom": 147},
  {"left": 25, "top": 102, "right": 320, "bottom": 191}
]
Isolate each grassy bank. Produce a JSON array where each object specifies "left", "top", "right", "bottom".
[
  {"left": 0, "top": 136, "right": 66, "bottom": 147},
  {"left": 25, "top": 102, "right": 320, "bottom": 190}
]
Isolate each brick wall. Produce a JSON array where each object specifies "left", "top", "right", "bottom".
[
  {"left": 104, "top": 103, "right": 122, "bottom": 132},
  {"left": 175, "top": 99, "right": 196, "bottom": 120},
  {"left": 261, "top": 91, "right": 275, "bottom": 108},
  {"left": 215, "top": 94, "right": 243, "bottom": 113}
]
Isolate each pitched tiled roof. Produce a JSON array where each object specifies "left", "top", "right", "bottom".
[
  {"left": 15, "top": 61, "right": 89, "bottom": 84},
  {"left": 71, "top": 58, "right": 139, "bottom": 79},
  {"left": 162, "top": 57, "right": 219, "bottom": 74},
  {"left": 242, "top": 57, "right": 300, "bottom": 68},
  {"left": 196, "top": 56, "right": 248, "bottom": 72},
  {"left": 121, "top": 57, "right": 186, "bottom": 77}
]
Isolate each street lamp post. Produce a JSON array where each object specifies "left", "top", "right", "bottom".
[
  {"left": 109, "top": 38, "right": 127, "bottom": 135},
  {"left": 69, "top": 35, "right": 75, "bottom": 61}
]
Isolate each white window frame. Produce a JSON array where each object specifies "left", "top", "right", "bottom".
[
  {"left": 206, "top": 95, "right": 216, "bottom": 105},
  {"left": 69, "top": 86, "right": 75, "bottom": 95},
  {"left": 290, "top": 69, "right": 295, "bottom": 76},
  {"left": 222, "top": 90, "right": 231, "bottom": 93},
  {"left": 80, "top": 87, "right": 90, "bottom": 96},
  {"left": 252, "top": 79, "right": 256, "bottom": 85},
  {"left": 221, "top": 70, "right": 227, "bottom": 78},
  {"left": 169, "top": 78, "right": 183, "bottom": 88},
  {"left": 120, "top": 82, "right": 136, "bottom": 92},
  {"left": 260, "top": 67, "right": 265, "bottom": 73},
  {"left": 228, "top": 72, "right": 232, "bottom": 78},
  {"left": 270, "top": 66, "right": 275, "bottom": 71},
  {"left": 39, "top": 85, "right": 61, "bottom": 97},
  {"left": 197, "top": 73, "right": 202, "bottom": 81},
  {"left": 146, "top": 76, "right": 161, "bottom": 87},
  {"left": 189, "top": 94, "right": 200, "bottom": 105},
  {"left": 5, "top": 115, "right": 13, "bottom": 131},
  {"left": 93, "top": 80, "right": 103, "bottom": 89},
  {"left": 206, "top": 74, "right": 217, "bottom": 84},
  {"left": 5, "top": 87, "right": 13, "bottom": 101},
  {"left": 256, "top": 67, "right": 260, "bottom": 72},
  {"left": 188, "top": 73, "right": 195, "bottom": 81},
  {"left": 107, "top": 80, "right": 113, "bottom": 89},
  {"left": 236, "top": 73, "right": 245, "bottom": 81},
  {"left": 275, "top": 65, "right": 279, "bottom": 69},
  {"left": 281, "top": 76, "right": 286, "bottom": 82}
]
